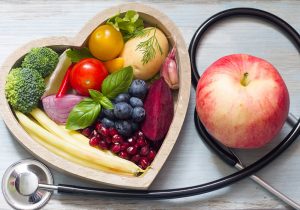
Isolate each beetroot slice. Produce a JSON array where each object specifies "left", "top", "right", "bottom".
[{"left": 141, "top": 78, "right": 174, "bottom": 141}]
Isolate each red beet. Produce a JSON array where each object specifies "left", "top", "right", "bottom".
[{"left": 141, "top": 78, "right": 174, "bottom": 141}]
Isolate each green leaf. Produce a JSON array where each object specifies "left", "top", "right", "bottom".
[
  {"left": 106, "top": 10, "right": 144, "bottom": 41},
  {"left": 125, "top": 10, "right": 139, "bottom": 23},
  {"left": 101, "top": 66, "right": 133, "bottom": 100},
  {"left": 100, "top": 96, "right": 114, "bottom": 109},
  {"left": 66, "top": 48, "right": 94, "bottom": 62},
  {"left": 65, "top": 98, "right": 101, "bottom": 130},
  {"left": 89, "top": 89, "right": 102, "bottom": 103},
  {"left": 89, "top": 89, "right": 114, "bottom": 109}
]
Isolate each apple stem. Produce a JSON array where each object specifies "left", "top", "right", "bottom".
[{"left": 241, "top": 72, "right": 250, "bottom": 86}]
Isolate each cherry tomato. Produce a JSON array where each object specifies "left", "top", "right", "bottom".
[
  {"left": 70, "top": 58, "right": 108, "bottom": 96},
  {"left": 88, "top": 24, "right": 124, "bottom": 61}
]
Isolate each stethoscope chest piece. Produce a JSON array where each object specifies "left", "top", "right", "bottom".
[{"left": 2, "top": 159, "right": 53, "bottom": 210}]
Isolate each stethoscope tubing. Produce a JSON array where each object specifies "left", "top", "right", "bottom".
[{"left": 53, "top": 8, "right": 300, "bottom": 200}]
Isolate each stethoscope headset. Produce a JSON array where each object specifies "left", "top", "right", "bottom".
[{"left": 3, "top": 7, "right": 300, "bottom": 210}]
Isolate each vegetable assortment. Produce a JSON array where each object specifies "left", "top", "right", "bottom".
[{"left": 5, "top": 10, "right": 180, "bottom": 174}]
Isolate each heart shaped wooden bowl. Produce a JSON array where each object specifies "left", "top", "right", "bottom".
[{"left": 0, "top": 3, "right": 191, "bottom": 189}]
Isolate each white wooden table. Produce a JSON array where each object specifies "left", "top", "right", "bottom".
[{"left": 1, "top": 1, "right": 300, "bottom": 209}]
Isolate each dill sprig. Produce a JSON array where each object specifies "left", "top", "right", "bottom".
[{"left": 135, "top": 27, "right": 163, "bottom": 65}]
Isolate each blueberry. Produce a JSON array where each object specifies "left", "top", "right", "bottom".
[
  {"left": 115, "top": 120, "right": 132, "bottom": 137},
  {"left": 103, "top": 108, "right": 115, "bottom": 120},
  {"left": 114, "top": 102, "right": 133, "bottom": 120},
  {"left": 129, "top": 80, "right": 148, "bottom": 99},
  {"left": 129, "top": 97, "right": 143, "bottom": 107},
  {"left": 132, "top": 107, "right": 145, "bottom": 122},
  {"left": 131, "top": 121, "right": 139, "bottom": 132},
  {"left": 98, "top": 109, "right": 105, "bottom": 119},
  {"left": 114, "top": 93, "right": 130, "bottom": 103},
  {"left": 101, "top": 118, "right": 115, "bottom": 128}
]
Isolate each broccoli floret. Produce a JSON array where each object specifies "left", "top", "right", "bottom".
[
  {"left": 5, "top": 68, "right": 45, "bottom": 113},
  {"left": 21, "top": 47, "right": 59, "bottom": 78}
]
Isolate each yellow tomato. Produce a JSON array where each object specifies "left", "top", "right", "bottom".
[
  {"left": 104, "top": 57, "right": 124, "bottom": 73},
  {"left": 88, "top": 25, "right": 124, "bottom": 61}
]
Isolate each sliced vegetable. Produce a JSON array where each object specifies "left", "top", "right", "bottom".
[
  {"left": 88, "top": 24, "right": 124, "bottom": 61},
  {"left": 104, "top": 57, "right": 124, "bottom": 73},
  {"left": 141, "top": 78, "right": 174, "bottom": 141},
  {"left": 66, "top": 48, "right": 94, "bottom": 63},
  {"left": 18, "top": 109, "right": 143, "bottom": 174},
  {"left": 43, "top": 50, "right": 72, "bottom": 98},
  {"left": 161, "top": 46, "right": 179, "bottom": 89},
  {"left": 70, "top": 58, "right": 108, "bottom": 96},
  {"left": 42, "top": 94, "right": 86, "bottom": 124},
  {"left": 107, "top": 10, "right": 144, "bottom": 41},
  {"left": 56, "top": 64, "right": 74, "bottom": 98}
]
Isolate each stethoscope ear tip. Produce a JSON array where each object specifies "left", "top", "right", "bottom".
[{"left": 2, "top": 159, "right": 53, "bottom": 210}]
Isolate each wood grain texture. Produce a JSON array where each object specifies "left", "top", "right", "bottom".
[{"left": 0, "top": 0, "right": 300, "bottom": 209}]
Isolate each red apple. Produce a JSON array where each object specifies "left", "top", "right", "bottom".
[{"left": 196, "top": 54, "right": 289, "bottom": 149}]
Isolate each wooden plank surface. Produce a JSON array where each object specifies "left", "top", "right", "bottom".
[{"left": 0, "top": 0, "right": 300, "bottom": 209}]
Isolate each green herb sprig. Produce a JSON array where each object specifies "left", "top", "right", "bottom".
[
  {"left": 66, "top": 66, "right": 134, "bottom": 130},
  {"left": 135, "top": 27, "right": 163, "bottom": 65}
]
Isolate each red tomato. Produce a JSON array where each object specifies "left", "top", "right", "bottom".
[{"left": 70, "top": 58, "right": 108, "bottom": 96}]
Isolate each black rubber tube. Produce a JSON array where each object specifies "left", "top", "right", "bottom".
[{"left": 57, "top": 8, "right": 300, "bottom": 199}]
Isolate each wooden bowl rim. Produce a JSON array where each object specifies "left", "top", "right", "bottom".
[{"left": 0, "top": 2, "right": 191, "bottom": 189}]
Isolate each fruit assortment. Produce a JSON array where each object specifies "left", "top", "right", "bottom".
[{"left": 5, "top": 10, "right": 179, "bottom": 175}]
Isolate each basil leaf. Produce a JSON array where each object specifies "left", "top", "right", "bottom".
[
  {"left": 89, "top": 89, "right": 102, "bottom": 103},
  {"left": 89, "top": 89, "right": 114, "bottom": 109},
  {"left": 101, "top": 66, "right": 133, "bottom": 99},
  {"left": 100, "top": 96, "right": 114, "bottom": 109},
  {"left": 66, "top": 48, "right": 93, "bottom": 62},
  {"left": 66, "top": 98, "right": 101, "bottom": 130}
]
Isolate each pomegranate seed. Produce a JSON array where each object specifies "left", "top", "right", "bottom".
[
  {"left": 135, "top": 131, "right": 144, "bottom": 139},
  {"left": 98, "top": 140, "right": 108, "bottom": 150},
  {"left": 108, "top": 127, "right": 118, "bottom": 137},
  {"left": 95, "top": 123, "right": 103, "bottom": 131},
  {"left": 89, "top": 136, "right": 100, "bottom": 146},
  {"left": 139, "top": 157, "right": 149, "bottom": 169},
  {"left": 112, "top": 134, "right": 124, "bottom": 144},
  {"left": 127, "top": 137, "right": 136, "bottom": 146},
  {"left": 140, "top": 145, "right": 149, "bottom": 156},
  {"left": 127, "top": 146, "right": 137, "bottom": 155},
  {"left": 119, "top": 151, "right": 130, "bottom": 160},
  {"left": 148, "top": 149, "right": 156, "bottom": 161},
  {"left": 137, "top": 138, "right": 146, "bottom": 147},
  {"left": 99, "top": 126, "right": 109, "bottom": 137},
  {"left": 105, "top": 136, "right": 112, "bottom": 144},
  {"left": 131, "top": 154, "right": 141, "bottom": 164},
  {"left": 82, "top": 127, "right": 92, "bottom": 137},
  {"left": 120, "top": 142, "right": 130, "bottom": 151},
  {"left": 91, "top": 129, "right": 98, "bottom": 137},
  {"left": 111, "top": 144, "right": 121, "bottom": 154}
]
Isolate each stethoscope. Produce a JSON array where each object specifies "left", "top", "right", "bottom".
[{"left": 2, "top": 8, "right": 300, "bottom": 210}]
